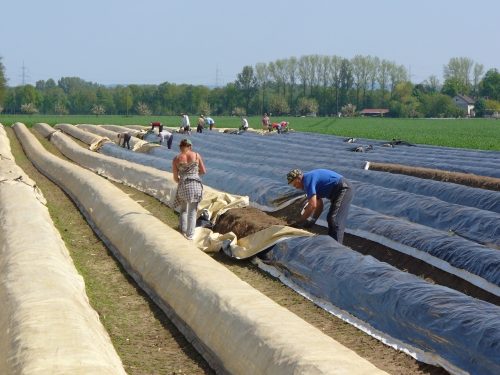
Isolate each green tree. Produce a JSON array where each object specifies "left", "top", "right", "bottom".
[
  {"left": 41, "top": 86, "right": 66, "bottom": 114},
  {"left": 96, "top": 87, "right": 116, "bottom": 114},
  {"left": 18, "top": 85, "right": 41, "bottom": 108},
  {"left": 390, "top": 82, "right": 420, "bottom": 117},
  {"left": 341, "top": 103, "right": 356, "bottom": 117},
  {"left": 20, "top": 102, "right": 39, "bottom": 114},
  {"left": 91, "top": 104, "right": 105, "bottom": 116},
  {"left": 113, "top": 86, "right": 133, "bottom": 115},
  {"left": 197, "top": 100, "right": 211, "bottom": 115},
  {"left": 474, "top": 98, "right": 486, "bottom": 117},
  {"left": 297, "top": 97, "right": 318, "bottom": 115},
  {"left": 68, "top": 88, "right": 97, "bottom": 114},
  {"left": 269, "top": 95, "right": 289, "bottom": 115},
  {"left": 136, "top": 102, "right": 151, "bottom": 116},
  {"left": 441, "top": 77, "right": 466, "bottom": 97},
  {"left": 443, "top": 57, "right": 478, "bottom": 95},
  {"left": 418, "top": 93, "right": 464, "bottom": 117},
  {"left": 479, "top": 69, "right": 500, "bottom": 100},
  {"left": 235, "top": 65, "right": 258, "bottom": 115},
  {"left": 339, "top": 59, "right": 354, "bottom": 109},
  {"left": 0, "top": 57, "right": 6, "bottom": 106}
]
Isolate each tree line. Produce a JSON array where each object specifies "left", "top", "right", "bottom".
[{"left": 0, "top": 55, "right": 499, "bottom": 118}]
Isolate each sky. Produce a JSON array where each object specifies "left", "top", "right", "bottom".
[{"left": 1, "top": 0, "right": 499, "bottom": 87}]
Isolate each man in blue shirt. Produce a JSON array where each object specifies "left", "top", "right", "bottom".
[{"left": 287, "top": 168, "right": 353, "bottom": 244}]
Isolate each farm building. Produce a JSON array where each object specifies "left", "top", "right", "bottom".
[
  {"left": 453, "top": 94, "right": 475, "bottom": 116},
  {"left": 360, "top": 108, "right": 389, "bottom": 117}
]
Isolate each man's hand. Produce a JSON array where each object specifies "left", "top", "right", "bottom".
[
  {"left": 302, "top": 217, "right": 317, "bottom": 228},
  {"left": 289, "top": 220, "right": 305, "bottom": 229},
  {"left": 289, "top": 217, "right": 316, "bottom": 229}
]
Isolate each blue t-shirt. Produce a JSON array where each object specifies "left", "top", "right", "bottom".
[
  {"left": 205, "top": 117, "right": 214, "bottom": 125},
  {"left": 303, "top": 169, "right": 343, "bottom": 199}
]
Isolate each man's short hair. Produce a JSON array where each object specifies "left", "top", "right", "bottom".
[{"left": 287, "top": 169, "right": 303, "bottom": 184}]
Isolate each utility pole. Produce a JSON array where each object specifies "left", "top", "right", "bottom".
[
  {"left": 215, "top": 65, "right": 220, "bottom": 88},
  {"left": 20, "top": 61, "right": 29, "bottom": 85}
]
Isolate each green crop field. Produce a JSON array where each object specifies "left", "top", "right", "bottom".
[{"left": 1, "top": 114, "right": 499, "bottom": 150}]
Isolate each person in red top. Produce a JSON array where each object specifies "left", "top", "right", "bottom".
[
  {"left": 271, "top": 121, "right": 288, "bottom": 133},
  {"left": 150, "top": 121, "right": 163, "bottom": 133}
]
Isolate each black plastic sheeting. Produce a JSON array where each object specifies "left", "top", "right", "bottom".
[
  {"left": 99, "top": 142, "right": 305, "bottom": 210},
  {"left": 147, "top": 131, "right": 500, "bottom": 212},
  {"left": 351, "top": 181, "right": 499, "bottom": 247},
  {"left": 143, "top": 131, "right": 500, "bottom": 245},
  {"left": 264, "top": 131, "right": 500, "bottom": 178},
  {"left": 260, "top": 235, "right": 500, "bottom": 375},
  {"left": 347, "top": 205, "right": 500, "bottom": 288},
  {"left": 90, "top": 130, "right": 500, "bottom": 293}
]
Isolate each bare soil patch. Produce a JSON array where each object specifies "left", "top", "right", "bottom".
[{"left": 368, "top": 162, "right": 500, "bottom": 191}]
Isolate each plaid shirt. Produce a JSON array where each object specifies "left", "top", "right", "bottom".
[{"left": 174, "top": 161, "right": 203, "bottom": 207}]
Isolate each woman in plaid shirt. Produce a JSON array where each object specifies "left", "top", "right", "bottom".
[{"left": 172, "top": 139, "right": 207, "bottom": 240}]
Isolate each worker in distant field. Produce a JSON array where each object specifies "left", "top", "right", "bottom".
[
  {"left": 261, "top": 113, "right": 270, "bottom": 131},
  {"left": 205, "top": 116, "right": 215, "bottom": 130},
  {"left": 180, "top": 113, "right": 191, "bottom": 134},
  {"left": 287, "top": 168, "right": 353, "bottom": 244},
  {"left": 150, "top": 121, "right": 163, "bottom": 133},
  {"left": 197, "top": 114, "right": 205, "bottom": 133},
  {"left": 240, "top": 116, "right": 249, "bottom": 131},
  {"left": 351, "top": 144, "right": 373, "bottom": 152},
  {"left": 117, "top": 132, "right": 132, "bottom": 149},
  {"left": 274, "top": 121, "right": 288, "bottom": 134},
  {"left": 158, "top": 129, "right": 173, "bottom": 149}
]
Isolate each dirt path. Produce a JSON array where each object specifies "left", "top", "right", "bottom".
[{"left": 6, "top": 127, "right": 448, "bottom": 374}]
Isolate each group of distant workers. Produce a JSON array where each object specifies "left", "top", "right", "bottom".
[
  {"left": 261, "top": 113, "right": 289, "bottom": 133},
  {"left": 176, "top": 113, "right": 216, "bottom": 135}
]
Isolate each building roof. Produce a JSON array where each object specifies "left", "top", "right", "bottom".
[
  {"left": 360, "top": 108, "right": 389, "bottom": 114},
  {"left": 454, "top": 94, "right": 475, "bottom": 104}
]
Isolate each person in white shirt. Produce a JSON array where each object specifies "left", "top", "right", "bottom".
[
  {"left": 158, "top": 129, "right": 173, "bottom": 149},
  {"left": 180, "top": 113, "right": 191, "bottom": 134},
  {"left": 240, "top": 116, "right": 249, "bottom": 131}
]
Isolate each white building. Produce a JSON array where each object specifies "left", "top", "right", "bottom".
[{"left": 453, "top": 94, "right": 475, "bottom": 117}]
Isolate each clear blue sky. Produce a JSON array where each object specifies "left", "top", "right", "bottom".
[{"left": 1, "top": 0, "right": 499, "bottom": 87}]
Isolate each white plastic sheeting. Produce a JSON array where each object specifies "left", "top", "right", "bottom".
[
  {"left": 14, "top": 123, "right": 386, "bottom": 375},
  {"left": 0, "top": 124, "right": 126, "bottom": 375}
]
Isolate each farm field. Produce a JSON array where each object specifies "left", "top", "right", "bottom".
[
  {"left": 1, "top": 114, "right": 499, "bottom": 150},
  {"left": 2, "top": 121, "right": 499, "bottom": 374}
]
